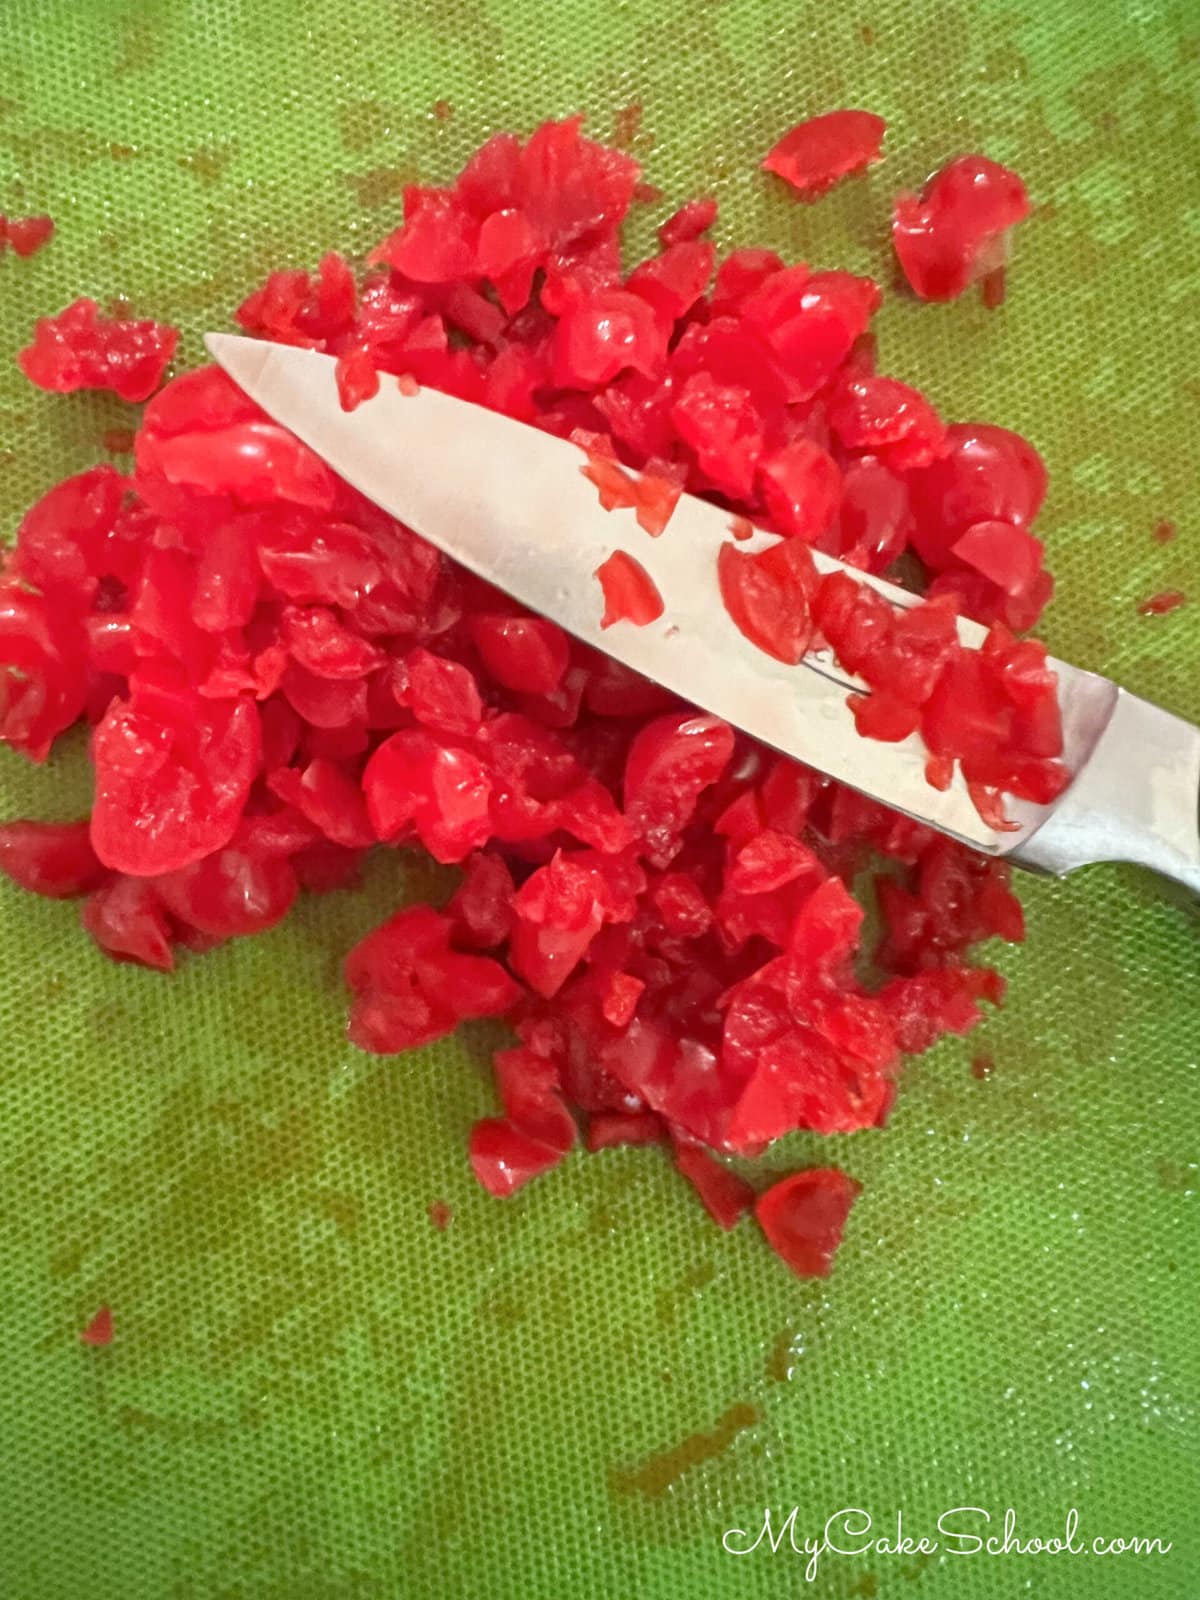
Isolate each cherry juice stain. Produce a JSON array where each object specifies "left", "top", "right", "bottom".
[{"left": 609, "top": 1401, "right": 761, "bottom": 1499}]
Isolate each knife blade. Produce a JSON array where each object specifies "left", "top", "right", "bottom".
[{"left": 205, "top": 334, "right": 1200, "bottom": 897}]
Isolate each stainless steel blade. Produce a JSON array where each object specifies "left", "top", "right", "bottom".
[{"left": 206, "top": 334, "right": 1197, "bottom": 888}]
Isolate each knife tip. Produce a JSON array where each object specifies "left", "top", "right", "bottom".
[{"left": 203, "top": 331, "right": 274, "bottom": 394}]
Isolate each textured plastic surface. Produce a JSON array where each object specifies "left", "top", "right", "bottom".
[{"left": 0, "top": 3, "right": 1197, "bottom": 1597}]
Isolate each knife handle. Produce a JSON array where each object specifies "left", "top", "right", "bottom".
[{"left": 1015, "top": 689, "right": 1200, "bottom": 899}]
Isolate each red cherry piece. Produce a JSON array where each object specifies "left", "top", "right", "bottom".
[
  {"left": 762, "top": 111, "right": 886, "bottom": 200},
  {"left": 0, "top": 819, "right": 106, "bottom": 898},
  {"left": 20, "top": 298, "right": 177, "bottom": 402},
  {"left": 1137, "top": 590, "right": 1186, "bottom": 616},
  {"left": 718, "top": 537, "right": 819, "bottom": 665},
  {"left": 759, "top": 440, "right": 841, "bottom": 541},
  {"left": 952, "top": 520, "right": 1044, "bottom": 597},
  {"left": 335, "top": 345, "right": 381, "bottom": 411},
  {"left": 7, "top": 214, "right": 55, "bottom": 258},
  {"left": 595, "top": 551, "right": 664, "bottom": 628},
  {"left": 658, "top": 197, "right": 717, "bottom": 246},
  {"left": 755, "top": 1168, "right": 862, "bottom": 1277},
  {"left": 893, "top": 155, "right": 1031, "bottom": 303},
  {"left": 90, "top": 693, "right": 261, "bottom": 877},
  {"left": 673, "top": 1139, "right": 756, "bottom": 1229}
]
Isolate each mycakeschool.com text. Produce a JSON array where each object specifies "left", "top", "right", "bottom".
[{"left": 721, "top": 1506, "right": 1173, "bottom": 1583}]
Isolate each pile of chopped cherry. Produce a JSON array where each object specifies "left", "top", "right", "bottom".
[{"left": 0, "top": 113, "right": 1067, "bottom": 1277}]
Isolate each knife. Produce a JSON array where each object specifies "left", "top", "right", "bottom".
[{"left": 205, "top": 334, "right": 1200, "bottom": 899}]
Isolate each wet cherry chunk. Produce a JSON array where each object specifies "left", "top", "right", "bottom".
[
  {"left": 469, "top": 1117, "right": 571, "bottom": 1196},
  {"left": 718, "top": 537, "right": 819, "bottom": 665},
  {"left": 9, "top": 465, "right": 125, "bottom": 602},
  {"left": 624, "top": 711, "right": 735, "bottom": 862},
  {"left": 673, "top": 1138, "right": 756, "bottom": 1229},
  {"left": 6, "top": 214, "right": 55, "bottom": 257},
  {"left": 595, "top": 550, "right": 664, "bottom": 628},
  {"left": 345, "top": 904, "right": 520, "bottom": 1054},
  {"left": 829, "top": 375, "right": 945, "bottom": 471},
  {"left": 951, "top": 520, "right": 1044, "bottom": 597},
  {"left": 626, "top": 239, "right": 715, "bottom": 322},
  {"left": 762, "top": 111, "right": 886, "bottom": 199},
  {"left": 0, "top": 582, "right": 88, "bottom": 760},
  {"left": 400, "top": 647, "right": 485, "bottom": 736},
  {"left": 335, "top": 345, "right": 381, "bottom": 411},
  {"left": 363, "top": 729, "right": 492, "bottom": 862},
  {"left": 266, "top": 758, "right": 375, "bottom": 849},
  {"left": 90, "top": 689, "right": 261, "bottom": 877},
  {"left": 0, "top": 819, "right": 106, "bottom": 898},
  {"left": 137, "top": 419, "right": 338, "bottom": 510},
  {"left": 831, "top": 456, "right": 912, "bottom": 572},
  {"left": 81, "top": 876, "right": 175, "bottom": 971},
  {"left": 671, "top": 372, "right": 764, "bottom": 498},
  {"left": 758, "top": 440, "right": 841, "bottom": 541},
  {"left": 447, "top": 850, "right": 515, "bottom": 948},
  {"left": 633, "top": 467, "right": 683, "bottom": 537},
  {"left": 755, "top": 1167, "right": 862, "bottom": 1277},
  {"left": 553, "top": 289, "right": 666, "bottom": 387},
  {"left": 893, "top": 155, "right": 1031, "bottom": 303},
  {"left": 470, "top": 614, "right": 570, "bottom": 695},
  {"left": 906, "top": 423, "right": 1047, "bottom": 572},
  {"left": 19, "top": 298, "right": 178, "bottom": 402},
  {"left": 581, "top": 448, "right": 640, "bottom": 512},
  {"left": 658, "top": 196, "right": 717, "bottom": 246},
  {"left": 155, "top": 842, "right": 298, "bottom": 939}
]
